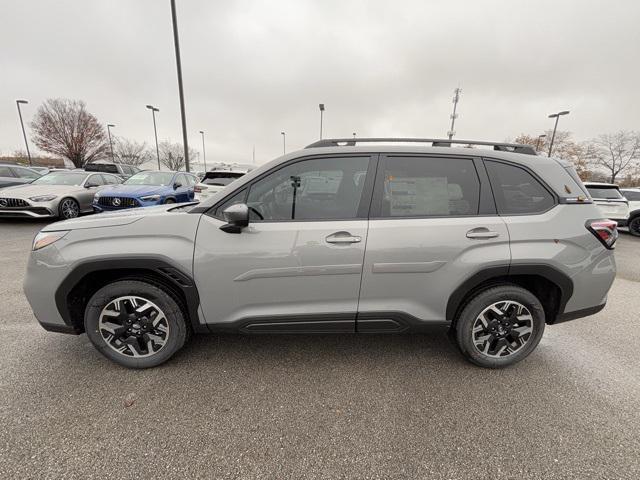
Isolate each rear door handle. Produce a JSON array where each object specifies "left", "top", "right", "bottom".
[
  {"left": 326, "top": 231, "right": 362, "bottom": 244},
  {"left": 466, "top": 228, "right": 499, "bottom": 239}
]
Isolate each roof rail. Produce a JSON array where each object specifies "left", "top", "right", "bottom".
[{"left": 305, "top": 138, "right": 537, "bottom": 156}]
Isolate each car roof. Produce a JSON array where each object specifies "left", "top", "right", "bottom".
[{"left": 583, "top": 182, "right": 620, "bottom": 188}]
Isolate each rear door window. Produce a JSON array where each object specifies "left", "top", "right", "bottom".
[
  {"left": 586, "top": 186, "right": 623, "bottom": 200},
  {"left": 485, "top": 160, "right": 555, "bottom": 215},
  {"left": 373, "top": 156, "right": 480, "bottom": 217}
]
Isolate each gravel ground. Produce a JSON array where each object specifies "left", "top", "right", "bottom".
[{"left": 1, "top": 220, "right": 639, "bottom": 479}]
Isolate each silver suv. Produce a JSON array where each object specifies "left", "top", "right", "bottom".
[{"left": 23, "top": 138, "right": 618, "bottom": 369}]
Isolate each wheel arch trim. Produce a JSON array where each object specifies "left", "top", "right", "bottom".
[
  {"left": 445, "top": 264, "right": 574, "bottom": 322},
  {"left": 54, "top": 256, "right": 205, "bottom": 333}
]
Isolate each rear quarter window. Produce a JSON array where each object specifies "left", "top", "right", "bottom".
[{"left": 485, "top": 160, "right": 555, "bottom": 215}]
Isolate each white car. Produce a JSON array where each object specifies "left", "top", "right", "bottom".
[
  {"left": 621, "top": 187, "right": 640, "bottom": 236},
  {"left": 584, "top": 182, "right": 629, "bottom": 227},
  {"left": 194, "top": 165, "right": 254, "bottom": 201}
]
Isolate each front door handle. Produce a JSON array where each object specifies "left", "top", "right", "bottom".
[
  {"left": 466, "top": 228, "right": 499, "bottom": 239},
  {"left": 326, "top": 231, "right": 362, "bottom": 244}
]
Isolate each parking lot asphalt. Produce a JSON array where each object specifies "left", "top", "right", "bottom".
[{"left": 1, "top": 220, "right": 639, "bottom": 479}]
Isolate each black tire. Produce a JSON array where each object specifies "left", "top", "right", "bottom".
[
  {"left": 164, "top": 198, "right": 176, "bottom": 204},
  {"left": 629, "top": 216, "right": 640, "bottom": 237},
  {"left": 454, "top": 285, "right": 545, "bottom": 368},
  {"left": 58, "top": 197, "right": 80, "bottom": 219},
  {"left": 84, "top": 280, "right": 188, "bottom": 368}
]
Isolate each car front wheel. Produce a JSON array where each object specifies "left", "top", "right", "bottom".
[
  {"left": 84, "top": 280, "right": 189, "bottom": 368},
  {"left": 454, "top": 285, "right": 545, "bottom": 368},
  {"left": 58, "top": 198, "right": 80, "bottom": 219}
]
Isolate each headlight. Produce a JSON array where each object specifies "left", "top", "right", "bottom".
[
  {"left": 140, "top": 195, "right": 161, "bottom": 202},
  {"left": 29, "top": 195, "right": 57, "bottom": 202},
  {"left": 32, "top": 230, "right": 69, "bottom": 251}
]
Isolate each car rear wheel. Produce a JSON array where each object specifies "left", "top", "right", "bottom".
[
  {"left": 629, "top": 216, "right": 640, "bottom": 237},
  {"left": 164, "top": 198, "right": 176, "bottom": 204},
  {"left": 58, "top": 198, "right": 80, "bottom": 219},
  {"left": 454, "top": 285, "right": 545, "bottom": 368},
  {"left": 84, "top": 280, "right": 189, "bottom": 368}
]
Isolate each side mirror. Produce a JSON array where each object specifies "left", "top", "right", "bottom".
[
  {"left": 85, "top": 182, "right": 98, "bottom": 188},
  {"left": 220, "top": 203, "right": 249, "bottom": 234},
  {"left": 173, "top": 182, "right": 182, "bottom": 190}
]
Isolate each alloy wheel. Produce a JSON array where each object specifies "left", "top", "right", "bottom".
[
  {"left": 60, "top": 199, "right": 79, "bottom": 219},
  {"left": 629, "top": 217, "right": 640, "bottom": 237},
  {"left": 472, "top": 301, "right": 534, "bottom": 358},
  {"left": 98, "top": 296, "right": 170, "bottom": 358}
]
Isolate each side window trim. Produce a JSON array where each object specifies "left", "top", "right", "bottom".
[
  {"left": 482, "top": 157, "right": 558, "bottom": 216},
  {"left": 369, "top": 154, "right": 483, "bottom": 219},
  {"left": 206, "top": 154, "right": 378, "bottom": 222}
]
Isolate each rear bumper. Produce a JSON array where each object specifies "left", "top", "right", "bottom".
[{"left": 554, "top": 302, "right": 607, "bottom": 324}]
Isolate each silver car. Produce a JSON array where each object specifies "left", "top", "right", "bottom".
[
  {"left": 0, "top": 163, "right": 42, "bottom": 189},
  {"left": 23, "top": 138, "right": 617, "bottom": 369},
  {"left": 0, "top": 171, "right": 122, "bottom": 220}
]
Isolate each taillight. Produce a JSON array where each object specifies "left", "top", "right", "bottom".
[{"left": 586, "top": 219, "right": 618, "bottom": 249}]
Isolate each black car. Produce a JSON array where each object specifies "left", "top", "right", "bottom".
[
  {"left": 84, "top": 162, "right": 140, "bottom": 180},
  {"left": 0, "top": 163, "right": 42, "bottom": 189}
]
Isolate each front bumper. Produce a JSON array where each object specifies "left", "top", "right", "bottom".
[
  {"left": 23, "top": 244, "right": 76, "bottom": 333},
  {"left": 0, "top": 197, "right": 60, "bottom": 218},
  {"left": 93, "top": 198, "right": 160, "bottom": 212},
  {"left": 0, "top": 207, "right": 54, "bottom": 218}
]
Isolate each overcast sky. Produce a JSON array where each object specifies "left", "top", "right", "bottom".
[{"left": 1, "top": 0, "right": 639, "bottom": 167}]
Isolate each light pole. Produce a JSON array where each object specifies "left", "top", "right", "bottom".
[
  {"left": 16, "top": 100, "right": 32, "bottom": 166},
  {"left": 146, "top": 105, "right": 161, "bottom": 170},
  {"left": 535, "top": 134, "right": 546, "bottom": 152},
  {"left": 319, "top": 103, "right": 325, "bottom": 139},
  {"left": 547, "top": 111, "right": 570, "bottom": 157},
  {"left": 447, "top": 88, "right": 462, "bottom": 140},
  {"left": 170, "top": 0, "right": 190, "bottom": 172},
  {"left": 199, "top": 130, "right": 207, "bottom": 172},
  {"left": 107, "top": 124, "right": 116, "bottom": 162},
  {"left": 281, "top": 131, "right": 286, "bottom": 155}
]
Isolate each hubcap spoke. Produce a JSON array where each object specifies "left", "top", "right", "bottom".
[
  {"left": 471, "top": 300, "right": 534, "bottom": 358},
  {"left": 98, "top": 295, "right": 169, "bottom": 358}
]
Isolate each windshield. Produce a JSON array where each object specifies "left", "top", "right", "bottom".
[
  {"left": 586, "top": 186, "right": 623, "bottom": 200},
  {"left": 203, "top": 172, "right": 244, "bottom": 186},
  {"left": 31, "top": 172, "right": 88, "bottom": 186},
  {"left": 125, "top": 172, "right": 175, "bottom": 186}
]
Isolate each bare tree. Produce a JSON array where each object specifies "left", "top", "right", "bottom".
[
  {"left": 113, "top": 138, "right": 151, "bottom": 167},
  {"left": 158, "top": 141, "right": 198, "bottom": 171},
  {"left": 30, "top": 98, "right": 108, "bottom": 168},
  {"left": 514, "top": 131, "right": 592, "bottom": 180},
  {"left": 587, "top": 131, "right": 640, "bottom": 183}
]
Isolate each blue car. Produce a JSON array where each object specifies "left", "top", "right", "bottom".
[{"left": 93, "top": 171, "right": 198, "bottom": 212}]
